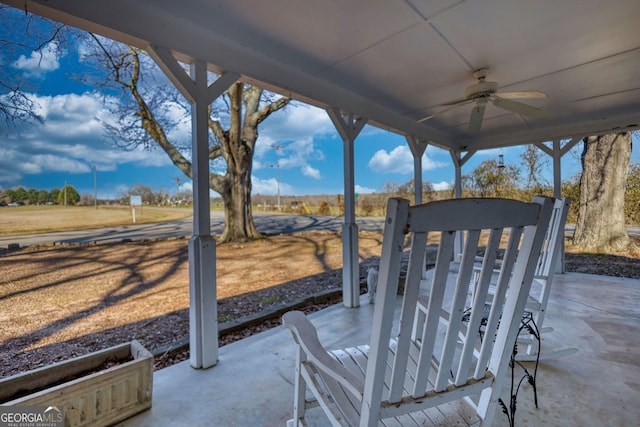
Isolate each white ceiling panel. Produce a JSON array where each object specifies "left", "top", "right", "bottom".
[{"left": 2, "top": 0, "right": 639, "bottom": 152}]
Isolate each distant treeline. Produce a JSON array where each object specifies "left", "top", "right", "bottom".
[
  {"left": 0, "top": 185, "right": 80, "bottom": 206},
  {"left": 3, "top": 161, "right": 639, "bottom": 224}
]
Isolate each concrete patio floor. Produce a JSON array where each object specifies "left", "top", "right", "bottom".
[{"left": 118, "top": 272, "right": 639, "bottom": 426}]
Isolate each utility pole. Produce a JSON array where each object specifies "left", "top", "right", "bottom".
[
  {"left": 271, "top": 143, "right": 284, "bottom": 211},
  {"left": 93, "top": 165, "right": 97, "bottom": 209},
  {"left": 173, "top": 176, "right": 183, "bottom": 204},
  {"left": 64, "top": 180, "right": 67, "bottom": 207},
  {"left": 275, "top": 161, "right": 281, "bottom": 211}
]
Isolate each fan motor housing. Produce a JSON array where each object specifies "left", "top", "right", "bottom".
[{"left": 464, "top": 81, "right": 499, "bottom": 99}]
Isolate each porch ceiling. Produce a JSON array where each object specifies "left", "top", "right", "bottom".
[{"left": 4, "top": 0, "right": 640, "bottom": 151}]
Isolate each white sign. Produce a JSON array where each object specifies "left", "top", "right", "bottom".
[
  {"left": 130, "top": 195, "right": 142, "bottom": 206},
  {"left": 130, "top": 196, "right": 142, "bottom": 223}
]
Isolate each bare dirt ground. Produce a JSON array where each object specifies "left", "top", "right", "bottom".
[
  {"left": 0, "top": 232, "right": 383, "bottom": 376},
  {"left": 1, "top": 231, "right": 638, "bottom": 377}
]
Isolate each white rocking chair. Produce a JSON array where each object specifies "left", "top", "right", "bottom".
[
  {"left": 283, "top": 197, "right": 553, "bottom": 426},
  {"left": 517, "top": 197, "right": 572, "bottom": 360},
  {"left": 465, "top": 197, "right": 573, "bottom": 361}
]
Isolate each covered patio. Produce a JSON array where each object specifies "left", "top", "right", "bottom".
[
  {"left": 119, "top": 272, "right": 640, "bottom": 426},
  {"left": 2, "top": 0, "right": 639, "bottom": 425},
  {"left": 5, "top": 0, "right": 638, "bottom": 369}
]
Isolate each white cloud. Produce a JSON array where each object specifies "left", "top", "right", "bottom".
[
  {"left": 179, "top": 181, "right": 193, "bottom": 193},
  {"left": 12, "top": 41, "right": 63, "bottom": 78},
  {"left": 162, "top": 101, "right": 191, "bottom": 144},
  {"left": 31, "top": 154, "right": 92, "bottom": 174},
  {"left": 260, "top": 103, "right": 334, "bottom": 143},
  {"left": 301, "top": 165, "right": 321, "bottom": 179},
  {"left": 432, "top": 181, "right": 452, "bottom": 191},
  {"left": 368, "top": 145, "right": 447, "bottom": 174},
  {"left": 0, "top": 91, "right": 173, "bottom": 187},
  {"left": 368, "top": 146, "right": 412, "bottom": 174},
  {"left": 254, "top": 103, "right": 331, "bottom": 177},
  {"left": 421, "top": 151, "right": 449, "bottom": 170},
  {"left": 252, "top": 176, "right": 294, "bottom": 195},
  {"left": 355, "top": 185, "right": 377, "bottom": 194}
]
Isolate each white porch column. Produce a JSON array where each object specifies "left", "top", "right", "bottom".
[
  {"left": 406, "top": 136, "right": 428, "bottom": 204},
  {"left": 533, "top": 138, "right": 581, "bottom": 272},
  {"left": 147, "top": 44, "right": 239, "bottom": 368},
  {"left": 327, "top": 108, "right": 367, "bottom": 308},
  {"left": 534, "top": 138, "right": 581, "bottom": 198},
  {"left": 552, "top": 141, "right": 562, "bottom": 199},
  {"left": 449, "top": 149, "right": 475, "bottom": 258}
]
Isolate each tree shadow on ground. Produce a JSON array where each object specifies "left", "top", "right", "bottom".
[
  {"left": 1, "top": 257, "right": 382, "bottom": 377},
  {"left": 0, "top": 241, "right": 189, "bottom": 362}
]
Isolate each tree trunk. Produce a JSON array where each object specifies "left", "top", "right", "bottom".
[
  {"left": 218, "top": 159, "right": 261, "bottom": 243},
  {"left": 217, "top": 83, "right": 262, "bottom": 243},
  {"left": 573, "top": 132, "right": 631, "bottom": 250}
]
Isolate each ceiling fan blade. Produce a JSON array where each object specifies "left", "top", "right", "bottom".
[
  {"left": 417, "top": 101, "right": 471, "bottom": 123},
  {"left": 468, "top": 102, "right": 486, "bottom": 132},
  {"left": 441, "top": 97, "right": 473, "bottom": 107},
  {"left": 492, "top": 97, "right": 549, "bottom": 119},
  {"left": 496, "top": 90, "right": 547, "bottom": 99}
]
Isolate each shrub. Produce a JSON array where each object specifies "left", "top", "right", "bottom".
[{"left": 318, "top": 201, "right": 331, "bottom": 216}]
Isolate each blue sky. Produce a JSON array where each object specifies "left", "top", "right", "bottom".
[{"left": 1, "top": 8, "right": 638, "bottom": 200}]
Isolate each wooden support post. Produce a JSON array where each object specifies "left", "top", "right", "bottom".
[
  {"left": 327, "top": 108, "right": 367, "bottom": 308},
  {"left": 534, "top": 138, "right": 581, "bottom": 273},
  {"left": 148, "top": 44, "right": 239, "bottom": 368},
  {"left": 406, "top": 136, "right": 428, "bottom": 205},
  {"left": 449, "top": 149, "right": 475, "bottom": 260}
]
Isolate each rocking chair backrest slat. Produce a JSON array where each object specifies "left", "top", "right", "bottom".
[
  {"left": 388, "top": 231, "right": 427, "bottom": 403},
  {"left": 362, "top": 198, "right": 411, "bottom": 414},
  {"left": 411, "top": 230, "right": 455, "bottom": 398},
  {"left": 535, "top": 198, "right": 570, "bottom": 278},
  {"left": 363, "top": 197, "right": 553, "bottom": 422},
  {"left": 474, "top": 226, "right": 523, "bottom": 379},
  {"left": 455, "top": 228, "right": 501, "bottom": 386},
  {"left": 435, "top": 228, "right": 480, "bottom": 392}
]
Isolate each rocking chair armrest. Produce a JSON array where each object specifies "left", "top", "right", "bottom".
[{"left": 282, "top": 311, "right": 365, "bottom": 398}]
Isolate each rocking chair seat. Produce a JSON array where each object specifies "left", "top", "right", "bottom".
[{"left": 284, "top": 310, "right": 484, "bottom": 426}]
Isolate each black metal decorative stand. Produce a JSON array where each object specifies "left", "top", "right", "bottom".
[
  {"left": 462, "top": 307, "right": 542, "bottom": 427},
  {"left": 498, "top": 311, "right": 541, "bottom": 427}
]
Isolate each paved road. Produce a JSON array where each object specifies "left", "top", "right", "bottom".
[
  {"left": 1, "top": 212, "right": 637, "bottom": 249},
  {"left": 0, "top": 211, "right": 385, "bottom": 249}
]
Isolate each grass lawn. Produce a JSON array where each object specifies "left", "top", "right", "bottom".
[{"left": 0, "top": 205, "right": 191, "bottom": 236}]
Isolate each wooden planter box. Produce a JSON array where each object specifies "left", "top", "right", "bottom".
[{"left": 0, "top": 340, "right": 153, "bottom": 427}]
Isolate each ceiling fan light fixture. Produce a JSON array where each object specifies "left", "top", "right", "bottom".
[
  {"left": 417, "top": 68, "right": 549, "bottom": 131},
  {"left": 464, "top": 80, "right": 499, "bottom": 99}
]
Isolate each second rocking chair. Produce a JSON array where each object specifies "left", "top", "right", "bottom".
[{"left": 283, "top": 197, "right": 553, "bottom": 426}]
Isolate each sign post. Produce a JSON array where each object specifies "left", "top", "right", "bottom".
[{"left": 130, "top": 195, "right": 142, "bottom": 223}]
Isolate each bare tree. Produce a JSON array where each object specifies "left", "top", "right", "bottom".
[
  {"left": 573, "top": 132, "right": 631, "bottom": 250},
  {"left": 520, "top": 144, "right": 549, "bottom": 192},
  {"left": 465, "top": 158, "right": 520, "bottom": 198},
  {"left": 0, "top": 6, "right": 66, "bottom": 126},
  {"left": 625, "top": 162, "right": 640, "bottom": 225},
  {"left": 86, "top": 38, "right": 289, "bottom": 242}
]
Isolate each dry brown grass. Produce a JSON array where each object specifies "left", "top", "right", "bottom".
[
  {"left": 0, "top": 232, "right": 383, "bottom": 358},
  {"left": 0, "top": 205, "right": 191, "bottom": 236}
]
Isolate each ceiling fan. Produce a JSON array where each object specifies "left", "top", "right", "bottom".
[{"left": 418, "top": 68, "right": 548, "bottom": 132}]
